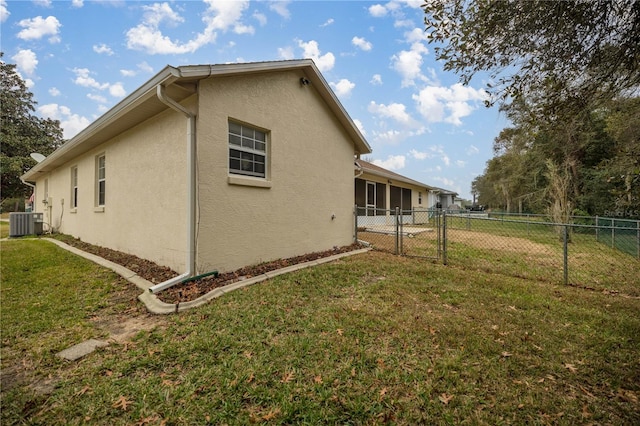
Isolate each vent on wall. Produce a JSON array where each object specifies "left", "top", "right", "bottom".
[{"left": 9, "top": 212, "right": 44, "bottom": 237}]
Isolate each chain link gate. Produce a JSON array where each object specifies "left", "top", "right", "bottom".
[{"left": 355, "top": 205, "right": 444, "bottom": 260}]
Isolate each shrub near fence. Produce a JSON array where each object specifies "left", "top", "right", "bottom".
[{"left": 355, "top": 207, "right": 640, "bottom": 297}]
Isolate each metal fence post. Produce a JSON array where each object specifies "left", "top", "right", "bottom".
[
  {"left": 354, "top": 204, "right": 358, "bottom": 243},
  {"left": 563, "top": 225, "right": 569, "bottom": 285},
  {"left": 443, "top": 210, "right": 448, "bottom": 265},
  {"left": 612, "top": 218, "right": 615, "bottom": 249},
  {"left": 395, "top": 206, "right": 400, "bottom": 255},
  {"left": 595, "top": 215, "right": 599, "bottom": 242},
  {"left": 436, "top": 209, "right": 441, "bottom": 261}
]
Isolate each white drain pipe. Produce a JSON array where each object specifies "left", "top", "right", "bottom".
[{"left": 149, "top": 85, "right": 197, "bottom": 294}]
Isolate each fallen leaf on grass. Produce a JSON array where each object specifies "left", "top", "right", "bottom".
[
  {"left": 564, "top": 363, "right": 578, "bottom": 373},
  {"left": 313, "top": 375, "right": 323, "bottom": 384},
  {"left": 439, "top": 393, "right": 454, "bottom": 405},
  {"left": 262, "top": 408, "right": 281, "bottom": 421},
  {"left": 336, "top": 329, "right": 344, "bottom": 336},
  {"left": 74, "top": 385, "right": 92, "bottom": 396},
  {"left": 246, "top": 373, "right": 255, "bottom": 384},
  {"left": 379, "top": 388, "right": 387, "bottom": 397},
  {"left": 501, "top": 352, "right": 512, "bottom": 358},
  {"left": 280, "top": 371, "right": 295, "bottom": 383},
  {"left": 112, "top": 395, "right": 132, "bottom": 411}
]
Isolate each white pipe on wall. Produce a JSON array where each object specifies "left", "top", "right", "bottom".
[{"left": 149, "top": 85, "right": 197, "bottom": 294}]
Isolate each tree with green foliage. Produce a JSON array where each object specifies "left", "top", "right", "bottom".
[
  {"left": 1, "top": 52, "right": 63, "bottom": 210},
  {"left": 423, "top": 1, "right": 640, "bottom": 220},
  {"left": 422, "top": 0, "right": 640, "bottom": 113}
]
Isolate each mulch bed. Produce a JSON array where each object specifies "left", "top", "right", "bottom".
[{"left": 51, "top": 235, "right": 363, "bottom": 304}]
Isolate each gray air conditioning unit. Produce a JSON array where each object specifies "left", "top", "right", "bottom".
[{"left": 9, "top": 212, "right": 44, "bottom": 237}]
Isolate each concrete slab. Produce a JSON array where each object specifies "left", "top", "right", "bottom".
[{"left": 56, "top": 339, "right": 109, "bottom": 361}]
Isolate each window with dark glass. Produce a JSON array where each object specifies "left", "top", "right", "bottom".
[
  {"left": 97, "top": 155, "right": 105, "bottom": 206},
  {"left": 228, "top": 121, "right": 267, "bottom": 178}
]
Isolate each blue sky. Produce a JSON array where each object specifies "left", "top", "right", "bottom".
[{"left": 1, "top": 0, "right": 507, "bottom": 200}]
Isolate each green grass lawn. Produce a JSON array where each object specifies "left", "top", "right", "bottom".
[{"left": 1, "top": 239, "right": 639, "bottom": 425}]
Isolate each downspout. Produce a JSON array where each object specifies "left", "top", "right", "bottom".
[
  {"left": 149, "top": 84, "right": 197, "bottom": 294},
  {"left": 21, "top": 179, "right": 36, "bottom": 211}
]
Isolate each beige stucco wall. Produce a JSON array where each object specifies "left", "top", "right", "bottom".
[
  {"left": 195, "top": 70, "right": 357, "bottom": 273},
  {"left": 32, "top": 107, "right": 188, "bottom": 272}
]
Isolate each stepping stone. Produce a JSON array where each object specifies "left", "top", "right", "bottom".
[{"left": 56, "top": 339, "right": 109, "bottom": 361}]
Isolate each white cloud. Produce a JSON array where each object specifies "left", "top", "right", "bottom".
[
  {"left": 297, "top": 39, "right": 335, "bottom": 72},
  {"left": 371, "top": 128, "right": 426, "bottom": 145},
  {"left": 391, "top": 42, "right": 430, "bottom": 87},
  {"left": 370, "top": 74, "right": 383, "bottom": 85},
  {"left": 455, "top": 160, "right": 467, "bottom": 168},
  {"left": 34, "top": 0, "right": 52, "bottom": 7},
  {"left": 126, "top": 0, "right": 253, "bottom": 55},
  {"left": 405, "top": 27, "right": 429, "bottom": 43},
  {"left": 120, "top": 61, "right": 154, "bottom": 77},
  {"left": 373, "top": 155, "right": 406, "bottom": 171},
  {"left": 87, "top": 93, "right": 107, "bottom": 103},
  {"left": 17, "top": 15, "right": 61, "bottom": 43},
  {"left": 368, "top": 4, "right": 387, "bottom": 17},
  {"left": 353, "top": 118, "right": 367, "bottom": 137},
  {"left": 432, "top": 176, "right": 455, "bottom": 188},
  {"left": 277, "top": 46, "right": 295, "bottom": 60},
  {"left": 466, "top": 144, "right": 480, "bottom": 155},
  {"left": 409, "top": 149, "right": 432, "bottom": 160},
  {"left": 253, "top": 11, "right": 267, "bottom": 26},
  {"left": 72, "top": 68, "right": 109, "bottom": 90},
  {"left": 1, "top": 0, "right": 10, "bottom": 23},
  {"left": 368, "top": 101, "right": 414, "bottom": 125},
  {"left": 72, "top": 68, "right": 125, "bottom": 98},
  {"left": 49, "top": 87, "right": 60, "bottom": 96},
  {"left": 93, "top": 43, "right": 114, "bottom": 55},
  {"left": 320, "top": 18, "right": 334, "bottom": 27},
  {"left": 269, "top": 0, "right": 291, "bottom": 19},
  {"left": 38, "top": 103, "right": 90, "bottom": 139},
  {"left": 352, "top": 36, "right": 372, "bottom": 51},
  {"left": 12, "top": 49, "right": 38, "bottom": 75},
  {"left": 108, "top": 82, "right": 126, "bottom": 98},
  {"left": 394, "top": 19, "right": 413, "bottom": 28},
  {"left": 413, "top": 83, "right": 487, "bottom": 125},
  {"left": 71, "top": 0, "right": 84, "bottom": 8},
  {"left": 330, "top": 79, "right": 355, "bottom": 98}
]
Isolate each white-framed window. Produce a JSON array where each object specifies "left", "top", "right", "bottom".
[
  {"left": 71, "top": 166, "right": 78, "bottom": 208},
  {"left": 96, "top": 154, "right": 106, "bottom": 206},
  {"left": 228, "top": 121, "right": 267, "bottom": 178}
]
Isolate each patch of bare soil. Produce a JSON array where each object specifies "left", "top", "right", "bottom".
[{"left": 445, "top": 229, "right": 553, "bottom": 255}]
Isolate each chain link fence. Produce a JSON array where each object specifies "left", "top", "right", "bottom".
[{"left": 355, "top": 207, "right": 640, "bottom": 296}]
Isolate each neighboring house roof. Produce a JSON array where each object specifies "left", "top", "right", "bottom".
[
  {"left": 356, "top": 159, "right": 433, "bottom": 190},
  {"left": 22, "top": 59, "right": 371, "bottom": 182},
  {"left": 355, "top": 159, "right": 458, "bottom": 196}
]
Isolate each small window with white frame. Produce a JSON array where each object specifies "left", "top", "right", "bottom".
[
  {"left": 71, "top": 166, "right": 78, "bottom": 209},
  {"left": 96, "top": 154, "right": 106, "bottom": 206},
  {"left": 228, "top": 121, "right": 267, "bottom": 178}
]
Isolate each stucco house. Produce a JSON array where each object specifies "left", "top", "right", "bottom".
[
  {"left": 354, "top": 159, "right": 458, "bottom": 223},
  {"left": 21, "top": 60, "right": 371, "bottom": 292}
]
